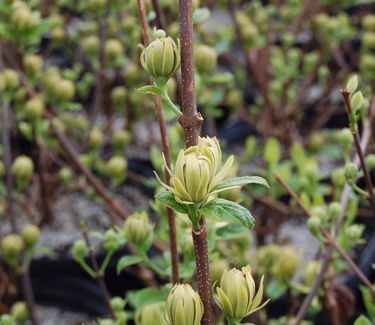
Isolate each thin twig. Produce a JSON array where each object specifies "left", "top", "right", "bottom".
[
  {"left": 178, "top": 1, "right": 213, "bottom": 324},
  {"left": 136, "top": 0, "right": 180, "bottom": 284},
  {"left": 81, "top": 228, "right": 115, "bottom": 319},
  {"left": 341, "top": 89, "right": 375, "bottom": 216}
]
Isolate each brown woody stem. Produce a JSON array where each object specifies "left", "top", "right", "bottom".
[
  {"left": 178, "top": 1, "right": 213, "bottom": 324},
  {"left": 136, "top": 0, "right": 180, "bottom": 284}
]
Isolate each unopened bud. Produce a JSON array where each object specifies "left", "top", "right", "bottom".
[
  {"left": 345, "top": 163, "right": 358, "bottom": 182},
  {"left": 105, "top": 39, "right": 124, "bottom": 60},
  {"left": 135, "top": 302, "right": 165, "bottom": 325},
  {"left": 25, "top": 95, "right": 45, "bottom": 120},
  {"left": 107, "top": 156, "right": 127, "bottom": 179},
  {"left": 11, "top": 156, "right": 34, "bottom": 182},
  {"left": 110, "top": 297, "right": 126, "bottom": 312},
  {"left": 72, "top": 239, "right": 89, "bottom": 260},
  {"left": 2, "top": 234, "right": 23, "bottom": 259},
  {"left": 11, "top": 302, "right": 29, "bottom": 323},
  {"left": 21, "top": 224, "right": 40, "bottom": 247},
  {"left": 194, "top": 45, "right": 217, "bottom": 74},
  {"left": 89, "top": 129, "right": 104, "bottom": 149},
  {"left": 24, "top": 54, "right": 43, "bottom": 77},
  {"left": 123, "top": 211, "right": 153, "bottom": 247}
]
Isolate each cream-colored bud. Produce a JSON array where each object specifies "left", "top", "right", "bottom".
[
  {"left": 165, "top": 284, "right": 203, "bottom": 325},
  {"left": 135, "top": 302, "right": 165, "bottom": 325},
  {"left": 216, "top": 265, "right": 269, "bottom": 321}
]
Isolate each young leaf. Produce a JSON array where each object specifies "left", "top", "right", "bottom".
[
  {"left": 117, "top": 255, "right": 143, "bottom": 274},
  {"left": 155, "top": 191, "right": 188, "bottom": 214},
  {"left": 199, "top": 199, "right": 255, "bottom": 229},
  {"left": 346, "top": 74, "right": 358, "bottom": 94},
  {"left": 213, "top": 176, "right": 269, "bottom": 191},
  {"left": 353, "top": 315, "right": 372, "bottom": 325},
  {"left": 351, "top": 91, "right": 363, "bottom": 112}
]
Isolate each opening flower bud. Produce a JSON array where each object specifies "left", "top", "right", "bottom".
[
  {"left": 21, "top": 224, "right": 40, "bottom": 247},
  {"left": 140, "top": 35, "right": 181, "bottom": 80},
  {"left": 165, "top": 284, "right": 203, "bottom": 325},
  {"left": 216, "top": 265, "right": 269, "bottom": 321},
  {"left": 156, "top": 136, "right": 235, "bottom": 204},
  {"left": 123, "top": 211, "right": 153, "bottom": 247},
  {"left": 135, "top": 302, "right": 165, "bottom": 325}
]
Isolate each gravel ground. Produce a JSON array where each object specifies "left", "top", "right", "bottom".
[{"left": 36, "top": 305, "right": 93, "bottom": 325}]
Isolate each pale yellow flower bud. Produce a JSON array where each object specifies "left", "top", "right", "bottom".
[
  {"left": 165, "top": 284, "right": 203, "bottom": 325},
  {"left": 216, "top": 265, "right": 269, "bottom": 321},
  {"left": 135, "top": 302, "right": 166, "bottom": 325},
  {"left": 140, "top": 36, "right": 181, "bottom": 80},
  {"left": 156, "top": 136, "right": 235, "bottom": 204}
]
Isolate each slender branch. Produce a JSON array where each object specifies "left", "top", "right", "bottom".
[
  {"left": 82, "top": 228, "right": 115, "bottom": 319},
  {"left": 151, "top": 0, "right": 167, "bottom": 30},
  {"left": 274, "top": 174, "right": 375, "bottom": 323},
  {"left": 341, "top": 89, "right": 375, "bottom": 217},
  {"left": 136, "top": 0, "right": 179, "bottom": 284},
  {"left": 178, "top": 1, "right": 213, "bottom": 324}
]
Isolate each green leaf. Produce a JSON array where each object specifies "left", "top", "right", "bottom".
[
  {"left": 216, "top": 223, "right": 247, "bottom": 239},
  {"left": 193, "top": 7, "right": 210, "bottom": 24},
  {"left": 213, "top": 176, "right": 269, "bottom": 191},
  {"left": 351, "top": 91, "right": 363, "bottom": 112},
  {"left": 360, "top": 285, "right": 375, "bottom": 318},
  {"left": 199, "top": 199, "right": 255, "bottom": 229},
  {"left": 266, "top": 280, "right": 288, "bottom": 300},
  {"left": 116, "top": 255, "right": 143, "bottom": 274},
  {"left": 155, "top": 191, "right": 189, "bottom": 214},
  {"left": 135, "top": 85, "right": 163, "bottom": 96},
  {"left": 354, "top": 315, "right": 372, "bottom": 325},
  {"left": 346, "top": 74, "right": 358, "bottom": 94},
  {"left": 127, "top": 287, "right": 167, "bottom": 309}
]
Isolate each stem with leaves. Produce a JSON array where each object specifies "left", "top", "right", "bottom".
[
  {"left": 341, "top": 88, "right": 375, "bottom": 216},
  {"left": 178, "top": 1, "right": 213, "bottom": 324},
  {"left": 136, "top": 0, "right": 180, "bottom": 284}
]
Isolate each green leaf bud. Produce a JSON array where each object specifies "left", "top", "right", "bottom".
[
  {"left": 1, "top": 69, "right": 20, "bottom": 91},
  {"left": 112, "top": 130, "right": 131, "bottom": 150},
  {"left": 55, "top": 79, "right": 75, "bottom": 102},
  {"left": 2, "top": 234, "right": 23, "bottom": 259},
  {"left": 72, "top": 239, "right": 89, "bottom": 260},
  {"left": 135, "top": 302, "right": 165, "bottom": 325},
  {"left": 89, "top": 129, "right": 104, "bottom": 149},
  {"left": 24, "top": 54, "right": 43, "bottom": 77},
  {"left": 264, "top": 137, "right": 281, "bottom": 166},
  {"left": 21, "top": 224, "right": 40, "bottom": 247},
  {"left": 194, "top": 45, "right": 217, "bottom": 74},
  {"left": 105, "top": 39, "right": 124, "bottom": 60},
  {"left": 11, "top": 302, "right": 28, "bottom": 323},
  {"left": 345, "top": 163, "right": 358, "bottom": 182},
  {"left": 337, "top": 128, "right": 353, "bottom": 147},
  {"left": 216, "top": 265, "right": 269, "bottom": 320},
  {"left": 363, "top": 14, "right": 375, "bottom": 30},
  {"left": 166, "top": 284, "right": 203, "bottom": 325},
  {"left": 110, "top": 297, "right": 126, "bottom": 312},
  {"left": 11, "top": 155, "right": 34, "bottom": 183},
  {"left": 103, "top": 229, "right": 120, "bottom": 251},
  {"left": 307, "top": 216, "right": 321, "bottom": 237},
  {"left": 25, "top": 95, "right": 45, "bottom": 120},
  {"left": 111, "top": 86, "right": 128, "bottom": 108},
  {"left": 365, "top": 154, "right": 375, "bottom": 170},
  {"left": 107, "top": 156, "right": 127, "bottom": 179},
  {"left": 327, "top": 202, "right": 341, "bottom": 222},
  {"left": 82, "top": 35, "right": 100, "bottom": 56},
  {"left": 331, "top": 168, "right": 346, "bottom": 187},
  {"left": 303, "top": 260, "right": 321, "bottom": 288},
  {"left": 123, "top": 212, "right": 153, "bottom": 248},
  {"left": 140, "top": 35, "right": 181, "bottom": 79}
]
